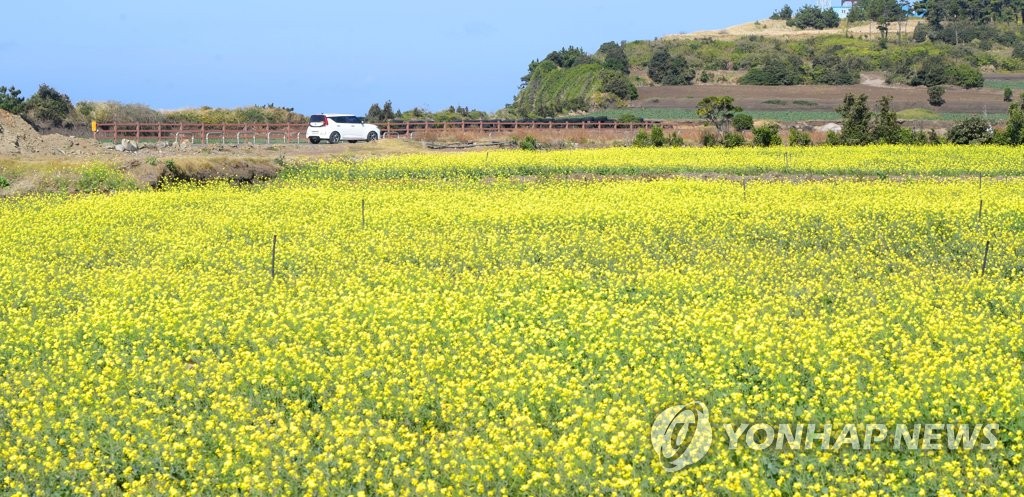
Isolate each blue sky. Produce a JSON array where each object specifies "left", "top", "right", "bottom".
[{"left": 1, "top": 1, "right": 775, "bottom": 115}]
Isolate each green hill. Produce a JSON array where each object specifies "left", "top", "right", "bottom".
[{"left": 507, "top": 2, "right": 1024, "bottom": 118}]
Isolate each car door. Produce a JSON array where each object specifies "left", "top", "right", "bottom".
[{"left": 344, "top": 116, "right": 363, "bottom": 139}]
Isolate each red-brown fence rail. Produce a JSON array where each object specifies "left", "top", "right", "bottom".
[{"left": 94, "top": 121, "right": 671, "bottom": 144}]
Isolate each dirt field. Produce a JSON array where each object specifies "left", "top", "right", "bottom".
[
  {"left": 665, "top": 18, "right": 924, "bottom": 41},
  {"left": 635, "top": 74, "right": 1017, "bottom": 116}
]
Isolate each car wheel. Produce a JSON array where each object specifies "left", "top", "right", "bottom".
[
  {"left": 329, "top": 132, "right": 341, "bottom": 144},
  {"left": 309, "top": 137, "right": 320, "bottom": 144},
  {"left": 367, "top": 131, "right": 378, "bottom": 142}
]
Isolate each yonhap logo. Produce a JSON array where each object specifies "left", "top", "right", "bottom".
[
  {"left": 650, "top": 401, "right": 713, "bottom": 472},
  {"left": 650, "top": 400, "right": 1000, "bottom": 473}
]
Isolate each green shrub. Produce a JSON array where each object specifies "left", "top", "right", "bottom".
[
  {"left": 633, "top": 130, "right": 651, "bottom": 147},
  {"left": 787, "top": 5, "right": 840, "bottom": 29},
  {"left": 0, "top": 175, "right": 9, "bottom": 189},
  {"left": 752, "top": 123, "right": 782, "bottom": 147},
  {"left": 518, "top": 136, "right": 538, "bottom": 151},
  {"left": 947, "top": 64, "right": 984, "bottom": 89},
  {"left": 76, "top": 164, "right": 137, "bottom": 193},
  {"left": 0, "top": 86, "right": 25, "bottom": 114},
  {"left": 947, "top": 117, "right": 993, "bottom": 145},
  {"left": 722, "top": 132, "right": 747, "bottom": 148},
  {"left": 1005, "top": 88, "right": 1014, "bottom": 102},
  {"left": 770, "top": 4, "right": 793, "bottom": 20},
  {"left": 928, "top": 86, "right": 946, "bottom": 107},
  {"left": 601, "top": 72, "right": 638, "bottom": 100},
  {"left": 617, "top": 114, "right": 642, "bottom": 123},
  {"left": 739, "top": 55, "right": 806, "bottom": 86},
  {"left": 597, "top": 42, "right": 630, "bottom": 74},
  {"left": 24, "top": 84, "right": 73, "bottom": 127},
  {"left": 648, "top": 48, "right": 695, "bottom": 85},
  {"left": 650, "top": 126, "right": 666, "bottom": 147},
  {"left": 733, "top": 113, "right": 754, "bottom": 131},
  {"left": 667, "top": 132, "right": 685, "bottom": 147},
  {"left": 788, "top": 127, "right": 812, "bottom": 146},
  {"left": 701, "top": 132, "right": 719, "bottom": 147}
]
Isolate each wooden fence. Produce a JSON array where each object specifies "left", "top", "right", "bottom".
[{"left": 94, "top": 120, "right": 672, "bottom": 144}]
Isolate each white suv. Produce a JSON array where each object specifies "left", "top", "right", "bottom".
[{"left": 306, "top": 114, "right": 381, "bottom": 144}]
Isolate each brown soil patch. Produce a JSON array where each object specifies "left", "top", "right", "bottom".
[
  {"left": 635, "top": 79, "right": 1013, "bottom": 116},
  {"left": 0, "top": 110, "right": 103, "bottom": 156},
  {"left": 666, "top": 18, "right": 924, "bottom": 41}
]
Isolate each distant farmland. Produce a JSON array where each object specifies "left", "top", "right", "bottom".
[{"left": 596, "top": 76, "right": 1024, "bottom": 123}]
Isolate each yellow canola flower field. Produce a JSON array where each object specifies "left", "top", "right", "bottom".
[
  {"left": 296, "top": 145, "right": 1024, "bottom": 179},
  {"left": 0, "top": 148, "right": 1023, "bottom": 496}
]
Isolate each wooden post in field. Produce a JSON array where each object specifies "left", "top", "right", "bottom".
[
  {"left": 978, "top": 199, "right": 984, "bottom": 225},
  {"left": 361, "top": 199, "right": 366, "bottom": 229},
  {"left": 271, "top": 235, "right": 277, "bottom": 279},
  {"left": 981, "top": 240, "right": 990, "bottom": 277}
]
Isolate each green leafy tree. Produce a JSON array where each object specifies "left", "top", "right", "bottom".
[
  {"left": 24, "top": 84, "right": 74, "bottom": 127},
  {"left": 836, "top": 94, "right": 874, "bottom": 145},
  {"left": 739, "top": 55, "right": 806, "bottom": 85},
  {"left": 788, "top": 127, "right": 813, "bottom": 146},
  {"left": 1004, "top": 100, "right": 1024, "bottom": 145},
  {"left": 752, "top": 123, "right": 782, "bottom": 147},
  {"left": 0, "top": 86, "right": 25, "bottom": 114},
  {"left": 722, "top": 132, "right": 747, "bottom": 147},
  {"left": 697, "top": 96, "right": 742, "bottom": 134},
  {"left": 770, "top": 4, "right": 794, "bottom": 20},
  {"left": 927, "top": 85, "right": 946, "bottom": 107},
  {"left": 947, "top": 116, "right": 993, "bottom": 144},
  {"left": 871, "top": 96, "right": 904, "bottom": 143},
  {"left": 544, "top": 46, "right": 594, "bottom": 68},
  {"left": 601, "top": 72, "right": 638, "bottom": 100},
  {"left": 648, "top": 48, "right": 695, "bottom": 85},
  {"left": 1005, "top": 88, "right": 1014, "bottom": 102},
  {"left": 787, "top": 5, "right": 841, "bottom": 29},
  {"left": 911, "top": 56, "right": 948, "bottom": 87},
  {"left": 597, "top": 42, "right": 630, "bottom": 74},
  {"left": 366, "top": 103, "right": 384, "bottom": 122},
  {"left": 733, "top": 113, "right": 755, "bottom": 131}
]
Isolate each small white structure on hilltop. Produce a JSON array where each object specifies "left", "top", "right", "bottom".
[{"left": 818, "top": 0, "right": 856, "bottom": 19}]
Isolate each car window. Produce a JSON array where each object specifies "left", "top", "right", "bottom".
[
  {"left": 346, "top": 116, "right": 361, "bottom": 124},
  {"left": 329, "top": 116, "right": 347, "bottom": 124},
  {"left": 309, "top": 115, "right": 326, "bottom": 125}
]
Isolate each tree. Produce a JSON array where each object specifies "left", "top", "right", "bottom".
[
  {"left": 647, "top": 48, "right": 695, "bottom": 85},
  {"left": 601, "top": 71, "right": 638, "bottom": 100},
  {"left": 697, "top": 96, "right": 742, "bottom": 134},
  {"left": 788, "top": 127, "right": 813, "bottom": 146},
  {"left": 597, "top": 41, "right": 630, "bottom": 74},
  {"left": 1004, "top": 100, "right": 1024, "bottom": 145},
  {"left": 872, "top": 96, "right": 904, "bottom": 143},
  {"left": 752, "top": 123, "right": 783, "bottom": 147},
  {"left": 947, "top": 116, "right": 993, "bottom": 144},
  {"left": 854, "top": 0, "right": 907, "bottom": 42},
  {"left": 382, "top": 101, "right": 396, "bottom": 120},
  {"left": 0, "top": 86, "right": 25, "bottom": 114},
  {"left": 739, "top": 55, "right": 806, "bottom": 86},
  {"left": 544, "top": 46, "right": 594, "bottom": 68},
  {"left": 927, "top": 85, "right": 946, "bottom": 107},
  {"left": 810, "top": 52, "right": 860, "bottom": 85},
  {"left": 911, "top": 56, "right": 948, "bottom": 87},
  {"left": 836, "top": 94, "right": 873, "bottom": 145},
  {"left": 770, "top": 4, "right": 794, "bottom": 20},
  {"left": 1005, "top": 88, "right": 1014, "bottom": 102},
  {"left": 733, "top": 113, "right": 754, "bottom": 131},
  {"left": 787, "top": 5, "right": 841, "bottom": 29},
  {"left": 366, "top": 103, "right": 384, "bottom": 122},
  {"left": 24, "top": 84, "right": 73, "bottom": 127}
]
